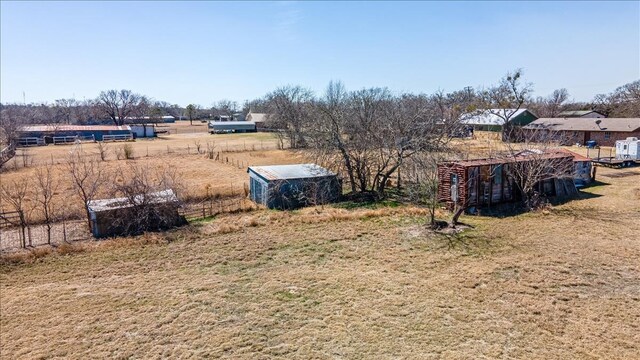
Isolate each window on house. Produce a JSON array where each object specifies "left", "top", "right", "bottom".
[
  {"left": 604, "top": 132, "right": 611, "bottom": 140},
  {"left": 573, "top": 131, "right": 578, "bottom": 137}
]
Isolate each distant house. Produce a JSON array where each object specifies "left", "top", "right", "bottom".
[
  {"left": 208, "top": 121, "right": 256, "bottom": 133},
  {"left": 18, "top": 125, "right": 132, "bottom": 145},
  {"left": 557, "top": 110, "right": 605, "bottom": 118},
  {"left": 248, "top": 164, "right": 342, "bottom": 209},
  {"left": 522, "top": 118, "right": 640, "bottom": 146},
  {"left": 246, "top": 112, "right": 268, "bottom": 130},
  {"left": 461, "top": 109, "right": 538, "bottom": 132}
]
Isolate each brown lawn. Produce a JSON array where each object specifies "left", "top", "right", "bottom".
[{"left": 1, "top": 165, "right": 639, "bottom": 359}]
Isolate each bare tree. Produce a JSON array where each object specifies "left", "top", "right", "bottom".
[
  {"left": 500, "top": 141, "right": 575, "bottom": 210},
  {"left": 0, "top": 178, "right": 33, "bottom": 248},
  {"left": 307, "top": 83, "right": 464, "bottom": 198},
  {"left": 265, "top": 85, "right": 314, "bottom": 149},
  {"left": 405, "top": 152, "right": 452, "bottom": 228},
  {"left": 53, "top": 98, "right": 79, "bottom": 124},
  {"left": 66, "top": 147, "right": 110, "bottom": 230},
  {"left": 481, "top": 69, "right": 533, "bottom": 141},
  {"left": 34, "top": 164, "right": 59, "bottom": 245},
  {"left": 592, "top": 80, "right": 640, "bottom": 117},
  {"left": 96, "top": 90, "right": 146, "bottom": 126},
  {"left": 213, "top": 100, "right": 239, "bottom": 120},
  {"left": 529, "top": 88, "right": 570, "bottom": 118}
]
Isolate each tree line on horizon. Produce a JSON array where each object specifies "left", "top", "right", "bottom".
[{"left": 0, "top": 75, "right": 638, "bottom": 130}]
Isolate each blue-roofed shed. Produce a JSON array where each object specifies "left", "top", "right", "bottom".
[{"left": 247, "top": 164, "right": 342, "bottom": 209}]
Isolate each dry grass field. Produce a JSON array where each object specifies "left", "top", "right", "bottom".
[
  {"left": 1, "top": 165, "right": 639, "bottom": 359},
  {"left": 1, "top": 132, "right": 306, "bottom": 222}
]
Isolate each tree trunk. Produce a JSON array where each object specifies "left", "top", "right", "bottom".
[{"left": 449, "top": 205, "right": 465, "bottom": 228}]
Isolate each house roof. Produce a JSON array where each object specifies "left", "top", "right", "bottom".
[
  {"left": 248, "top": 164, "right": 335, "bottom": 181},
  {"left": 557, "top": 110, "right": 603, "bottom": 117},
  {"left": 461, "top": 109, "right": 533, "bottom": 126},
  {"left": 20, "top": 125, "right": 131, "bottom": 132},
  {"left": 87, "top": 189, "right": 178, "bottom": 213},
  {"left": 523, "top": 118, "right": 640, "bottom": 132},
  {"left": 247, "top": 112, "right": 268, "bottom": 122}
]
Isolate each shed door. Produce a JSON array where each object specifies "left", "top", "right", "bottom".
[{"left": 250, "top": 177, "right": 265, "bottom": 204}]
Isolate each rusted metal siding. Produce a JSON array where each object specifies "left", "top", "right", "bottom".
[{"left": 437, "top": 163, "right": 467, "bottom": 209}]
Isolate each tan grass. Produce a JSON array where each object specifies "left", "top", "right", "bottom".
[
  {"left": 0, "top": 133, "right": 307, "bottom": 223},
  {"left": 1, "top": 167, "right": 639, "bottom": 358}
]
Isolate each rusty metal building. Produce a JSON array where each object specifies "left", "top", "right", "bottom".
[{"left": 437, "top": 152, "right": 576, "bottom": 211}]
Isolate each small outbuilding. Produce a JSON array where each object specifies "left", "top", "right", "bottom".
[
  {"left": 437, "top": 151, "right": 576, "bottom": 211},
  {"left": 87, "top": 189, "right": 184, "bottom": 238},
  {"left": 208, "top": 121, "right": 257, "bottom": 134},
  {"left": 18, "top": 125, "right": 132, "bottom": 144},
  {"left": 461, "top": 109, "right": 538, "bottom": 132},
  {"left": 554, "top": 148, "right": 594, "bottom": 187},
  {"left": 247, "top": 164, "right": 342, "bottom": 209}
]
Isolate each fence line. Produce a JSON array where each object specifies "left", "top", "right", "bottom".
[{"left": 0, "top": 197, "right": 256, "bottom": 253}]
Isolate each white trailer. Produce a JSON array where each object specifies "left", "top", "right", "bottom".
[
  {"left": 616, "top": 137, "right": 640, "bottom": 160},
  {"left": 593, "top": 137, "right": 640, "bottom": 168}
]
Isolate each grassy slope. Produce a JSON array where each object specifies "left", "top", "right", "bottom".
[{"left": 1, "top": 167, "right": 639, "bottom": 359}]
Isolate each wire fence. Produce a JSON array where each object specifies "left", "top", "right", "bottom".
[
  {"left": 2, "top": 137, "right": 283, "bottom": 170},
  {"left": 0, "top": 214, "right": 91, "bottom": 251},
  {"left": 0, "top": 196, "right": 257, "bottom": 253}
]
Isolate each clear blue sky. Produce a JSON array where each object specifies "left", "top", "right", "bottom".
[{"left": 1, "top": 1, "right": 639, "bottom": 106}]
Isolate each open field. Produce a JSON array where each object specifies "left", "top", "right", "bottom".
[
  {"left": 5, "top": 131, "right": 282, "bottom": 167},
  {"left": 1, "top": 165, "right": 639, "bottom": 358},
  {"left": 1, "top": 132, "right": 305, "bottom": 224}
]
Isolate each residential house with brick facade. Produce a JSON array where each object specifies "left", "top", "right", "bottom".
[{"left": 522, "top": 118, "right": 640, "bottom": 146}]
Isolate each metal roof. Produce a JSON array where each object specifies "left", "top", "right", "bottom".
[
  {"left": 246, "top": 112, "right": 268, "bottom": 122},
  {"left": 523, "top": 118, "right": 640, "bottom": 132},
  {"left": 461, "top": 109, "right": 533, "bottom": 126},
  {"left": 441, "top": 151, "right": 573, "bottom": 168},
  {"left": 552, "top": 148, "right": 592, "bottom": 162},
  {"left": 209, "top": 121, "right": 256, "bottom": 129},
  {"left": 248, "top": 164, "right": 336, "bottom": 181},
  {"left": 87, "top": 189, "right": 178, "bottom": 213},
  {"left": 20, "top": 125, "right": 131, "bottom": 132},
  {"left": 557, "top": 110, "right": 603, "bottom": 117}
]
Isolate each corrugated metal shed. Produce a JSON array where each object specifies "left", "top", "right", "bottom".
[
  {"left": 248, "top": 164, "right": 335, "bottom": 181},
  {"left": 21, "top": 125, "right": 131, "bottom": 132},
  {"left": 87, "top": 189, "right": 177, "bottom": 213},
  {"left": 462, "top": 109, "right": 534, "bottom": 126},
  {"left": 247, "top": 164, "right": 341, "bottom": 209},
  {"left": 208, "top": 121, "right": 256, "bottom": 131}
]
